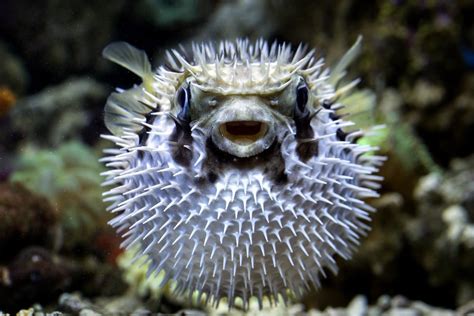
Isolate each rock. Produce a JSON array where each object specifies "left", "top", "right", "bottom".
[
  {"left": 386, "top": 308, "right": 420, "bottom": 316},
  {"left": 442, "top": 205, "right": 468, "bottom": 241},
  {"left": 95, "top": 295, "right": 146, "bottom": 315},
  {"left": 0, "top": 182, "right": 59, "bottom": 258},
  {"left": 347, "top": 295, "right": 368, "bottom": 315},
  {"left": 0, "top": 247, "right": 73, "bottom": 313},
  {"left": 15, "top": 308, "right": 34, "bottom": 316},
  {"left": 391, "top": 295, "right": 410, "bottom": 308},
  {"left": 79, "top": 309, "right": 101, "bottom": 316},
  {"left": 457, "top": 300, "right": 474, "bottom": 316},
  {"left": 58, "top": 293, "right": 98, "bottom": 314},
  {"left": 377, "top": 295, "right": 392, "bottom": 311}
]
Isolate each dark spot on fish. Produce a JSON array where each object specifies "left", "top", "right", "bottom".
[
  {"left": 294, "top": 114, "right": 313, "bottom": 139},
  {"left": 274, "top": 170, "right": 288, "bottom": 185},
  {"left": 207, "top": 172, "right": 218, "bottom": 183},
  {"left": 170, "top": 83, "right": 194, "bottom": 166},
  {"left": 329, "top": 112, "right": 339, "bottom": 120},
  {"left": 293, "top": 80, "right": 321, "bottom": 161},
  {"left": 294, "top": 81, "right": 313, "bottom": 142},
  {"left": 193, "top": 175, "right": 207, "bottom": 187},
  {"left": 321, "top": 99, "right": 332, "bottom": 109},
  {"left": 137, "top": 129, "right": 147, "bottom": 146},
  {"left": 351, "top": 133, "right": 362, "bottom": 144},
  {"left": 171, "top": 146, "right": 193, "bottom": 166},
  {"left": 294, "top": 109, "right": 317, "bottom": 161},
  {"left": 336, "top": 128, "right": 347, "bottom": 141},
  {"left": 296, "top": 82, "right": 309, "bottom": 113},
  {"left": 169, "top": 124, "right": 193, "bottom": 166},
  {"left": 138, "top": 112, "right": 155, "bottom": 146},
  {"left": 296, "top": 139, "right": 318, "bottom": 161}
]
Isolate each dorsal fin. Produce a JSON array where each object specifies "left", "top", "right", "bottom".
[
  {"left": 329, "top": 35, "right": 363, "bottom": 86},
  {"left": 102, "top": 42, "right": 152, "bottom": 79}
]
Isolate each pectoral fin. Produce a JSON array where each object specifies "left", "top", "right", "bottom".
[
  {"left": 329, "top": 35, "right": 363, "bottom": 86},
  {"left": 103, "top": 42, "right": 156, "bottom": 136},
  {"left": 104, "top": 86, "right": 153, "bottom": 136}
]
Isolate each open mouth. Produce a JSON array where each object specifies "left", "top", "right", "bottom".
[{"left": 219, "top": 121, "right": 269, "bottom": 144}]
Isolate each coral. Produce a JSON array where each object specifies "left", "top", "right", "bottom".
[
  {"left": 117, "top": 247, "right": 170, "bottom": 300},
  {"left": 306, "top": 154, "right": 474, "bottom": 310},
  {"left": 0, "top": 182, "right": 58, "bottom": 258},
  {"left": 10, "top": 77, "right": 107, "bottom": 146},
  {"left": 0, "top": 86, "right": 16, "bottom": 117},
  {"left": 412, "top": 75, "right": 474, "bottom": 165},
  {"left": 10, "top": 141, "right": 109, "bottom": 250},
  {"left": 408, "top": 155, "right": 474, "bottom": 306},
  {"left": 360, "top": 1, "right": 472, "bottom": 166}
]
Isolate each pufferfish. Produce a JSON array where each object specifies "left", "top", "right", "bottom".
[{"left": 100, "top": 37, "right": 384, "bottom": 309}]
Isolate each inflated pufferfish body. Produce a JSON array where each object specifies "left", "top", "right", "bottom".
[{"left": 101, "top": 38, "right": 384, "bottom": 308}]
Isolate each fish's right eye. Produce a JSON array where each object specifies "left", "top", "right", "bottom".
[
  {"left": 296, "top": 82, "right": 309, "bottom": 113},
  {"left": 177, "top": 85, "right": 191, "bottom": 123},
  {"left": 294, "top": 80, "right": 309, "bottom": 120}
]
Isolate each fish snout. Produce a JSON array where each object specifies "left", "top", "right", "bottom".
[{"left": 211, "top": 101, "right": 275, "bottom": 157}]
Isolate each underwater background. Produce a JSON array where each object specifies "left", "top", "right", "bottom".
[{"left": 0, "top": 0, "right": 473, "bottom": 315}]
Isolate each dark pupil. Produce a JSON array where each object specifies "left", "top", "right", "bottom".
[
  {"left": 177, "top": 86, "right": 188, "bottom": 108},
  {"left": 296, "top": 84, "right": 308, "bottom": 112},
  {"left": 177, "top": 86, "right": 190, "bottom": 122}
]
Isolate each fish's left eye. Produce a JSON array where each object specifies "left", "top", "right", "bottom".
[
  {"left": 176, "top": 84, "right": 191, "bottom": 123},
  {"left": 293, "top": 79, "right": 316, "bottom": 159},
  {"left": 295, "top": 80, "right": 309, "bottom": 116}
]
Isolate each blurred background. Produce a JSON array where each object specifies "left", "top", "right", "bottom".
[{"left": 0, "top": 0, "right": 473, "bottom": 314}]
